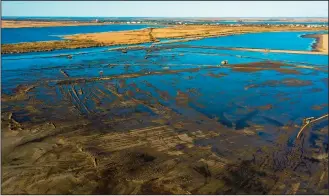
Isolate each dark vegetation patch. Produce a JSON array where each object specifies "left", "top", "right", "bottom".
[
  {"left": 245, "top": 78, "right": 313, "bottom": 89},
  {"left": 311, "top": 103, "right": 328, "bottom": 111},
  {"left": 230, "top": 61, "right": 301, "bottom": 74}
]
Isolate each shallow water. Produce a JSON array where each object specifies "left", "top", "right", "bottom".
[
  {"left": 2, "top": 38, "right": 327, "bottom": 124},
  {"left": 183, "top": 31, "right": 328, "bottom": 51}
]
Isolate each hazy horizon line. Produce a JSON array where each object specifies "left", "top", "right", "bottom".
[{"left": 2, "top": 16, "right": 328, "bottom": 18}]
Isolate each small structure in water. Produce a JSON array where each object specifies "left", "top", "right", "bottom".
[
  {"left": 144, "top": 70, "right": 152, "bottom": 75},
  {"left": 99, "top": 70, "right": 104, "bottom": 77},
  {"left": 220, "top": 60, "right": 228, "bottom": 65},
  {"left": 67, "top": 55, "right": 73, "bottom": 59},
  {"left": 302, "top": 117, "right": 315, "bottom": 125},
  {"left": 264, "top": 49, "right": 270, "bottom": 54}
]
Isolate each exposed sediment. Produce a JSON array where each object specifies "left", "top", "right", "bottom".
[
  {"left": 301, "top": 33, "right": 328, "bottom": 54},
  {"left": 2, "top": 56, "right": 328, "bottom": 194}
]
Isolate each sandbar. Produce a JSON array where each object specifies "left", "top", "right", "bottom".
[
  {"left": 228, "top": 47, "right": 328, "bottom": 55},
  {"left": 302, "top": 34, "right": 328, "bottom": 54}
]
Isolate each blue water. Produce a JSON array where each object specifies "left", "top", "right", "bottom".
[
  {"left": 1, "top": 30, "right": 328, "bottom": 148},
  {"left": 123, "top": 66, "right": 327, "bottom": 129},
  {"left": 164, "top": 47, "right": 329, "bottom": 66},
  {"left": 183, "top": 31, "right": 327, "bottom": 51},
  {"left": 1, "top": 24, "right": 153, "bottom": 44}
]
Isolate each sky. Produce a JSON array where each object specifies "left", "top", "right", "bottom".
[{"left": 2, "top": 1, "right": 328, "bottom": 18}]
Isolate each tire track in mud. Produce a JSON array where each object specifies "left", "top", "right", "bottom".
[{"left": 57, "top": 70, "right": 93, "bottom": 115}]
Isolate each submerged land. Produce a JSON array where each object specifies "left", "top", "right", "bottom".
[{"left": 1, "top": 18, "right": 329, "bottom": 195}]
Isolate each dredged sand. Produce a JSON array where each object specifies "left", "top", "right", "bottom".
[
  {"left": 317, "top": 34, "right": 328, "bottom": 53},
  {"left": 301, "top": 33, "right": 328, "bottom": 54}
]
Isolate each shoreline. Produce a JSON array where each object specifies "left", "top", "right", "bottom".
[
  {"left": 2, "top": 18, "right": 328, "bottom": 28},
  {"left": 1, "top": 20, "right": 161, "bottom": 28},
  {"left": 301, "top": 33, "right": 328, "bottom": 53},
  {"left": 1, "top": 20, "right": 107, "bottom": 28},
  {"left": 2, "top": 25, "right": 328, "bottom": 54}
]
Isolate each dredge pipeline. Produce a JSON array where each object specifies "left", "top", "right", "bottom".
[{"left": 296, "top": 114, "right": 329, "bottom": 139}]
